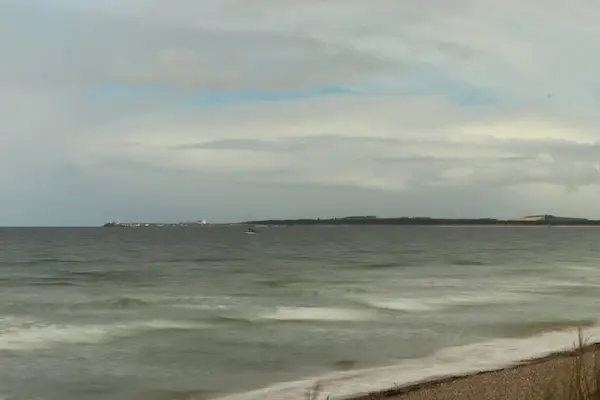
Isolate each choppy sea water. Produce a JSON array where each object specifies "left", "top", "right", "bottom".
[{"left": 1, "top": 226, "right": 600, "bottom": 400}]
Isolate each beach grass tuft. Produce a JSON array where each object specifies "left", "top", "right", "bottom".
[
  {"left": 542, "top": 328, "right": 600, "bottom": 400},
  {"left": 306, "top": 382, "right": 329, "bottom": 400}
]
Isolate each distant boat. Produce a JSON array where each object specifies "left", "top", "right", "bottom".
[{"left": 244, "top": 227, "right": 257, "bottom": 235}]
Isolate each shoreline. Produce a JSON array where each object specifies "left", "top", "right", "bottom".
[
  {"left": 345, "top": 340, "right": 600, "bottom": 400},
  {"left": 215, "top": 327, "right": 600, "bottom": 400}
]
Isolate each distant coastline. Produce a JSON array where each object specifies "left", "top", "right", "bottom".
[
  {"left": 102, "top": 221, "right": 210, "bottom": 228},
  {"left": 102, "top": 214, "right": 600, "bottom": 227},
  {"left": 242, "top": 214, "right": 600, "bottom": 226}
]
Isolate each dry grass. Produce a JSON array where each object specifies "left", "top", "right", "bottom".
[
  {"left": 543, "top": 328, "right": 600, "bottom": 400},
  {"left": 306, "top": 382, "right": 330, "bottom": 400}
]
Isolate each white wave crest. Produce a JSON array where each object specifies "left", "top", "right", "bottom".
[
  {"left": 258, "top": 306, "right": 375, "bottom": 322},
  {"left": 0, "top": 317, "right": 209, "bottom": 351},
  {"left": 362, "top": 290, "right": 536, "bottom": 313}
]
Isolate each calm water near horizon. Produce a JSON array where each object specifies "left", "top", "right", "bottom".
[{"left": 1, "top": 226, "right": 600, "bottom": 399}]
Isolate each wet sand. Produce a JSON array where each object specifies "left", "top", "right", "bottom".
[{"left": 347, "top": 343, "right": 600, "bottom": 400}]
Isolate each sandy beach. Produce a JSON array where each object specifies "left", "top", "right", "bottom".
[{"left": 347, "top": 342, "right": 600, "bottom": 400}]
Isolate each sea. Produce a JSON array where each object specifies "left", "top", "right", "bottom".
[{"left": 1, "top": 226, "right": 600, "bottom": 400}]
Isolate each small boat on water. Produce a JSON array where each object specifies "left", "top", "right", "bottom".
[{"left": 244, "top": 227, "right": 257, "bottom": 235}]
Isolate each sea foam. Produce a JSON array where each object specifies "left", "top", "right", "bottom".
[
  {"left": 0, "top": 317, "right": 208, "bottom": 351},
  {"left": 215, "top": 325, "right": 600, "bottom": 400}
]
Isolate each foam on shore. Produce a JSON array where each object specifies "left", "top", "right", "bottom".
[{"left": 214, "top": 325, "right": 600, "bottom": 400}]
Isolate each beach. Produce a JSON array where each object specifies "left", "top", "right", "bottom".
[
  {"left": 215, "top": 326, "right": 600, "bottom": 400},
  {"left": 346, "top": 337, "right": 600, "bottom": 400}
]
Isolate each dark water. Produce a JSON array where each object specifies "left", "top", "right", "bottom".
[{"left": 1, "top": 226, "right": 600, "bottom": 400}]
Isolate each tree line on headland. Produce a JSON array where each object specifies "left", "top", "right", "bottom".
[
  {"left": 103, "top": 215, "right": 600, "bottom": 227},
  {"left": 243, "top": 215, "right": 600, "bottom": 226}
]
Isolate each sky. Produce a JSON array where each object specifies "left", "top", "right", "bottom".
[{"left": 2, "top": 0, "right": 600, "bottom": 226}]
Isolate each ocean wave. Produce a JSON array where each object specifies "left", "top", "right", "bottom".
[
  {"left": 358, "top": 290, "right": 536, "bottom": 313},
  {"left": 6, "top": 297, "right": 154, "bottom": 313},
  {"left": 451, "top": 260, "right": 486, "bottom": 266},
  {"left": 214, "top": 325, "right": 600, "bottom": 400},
  {"left": 30, "top": 280, "right": 76, "bottom": 287},
  {"left": 0, "top": 318, "right": 210, "bottom": 351},
  {"left": 212, "top": 306, "right": 376, "bottom": 324},
  {"left": 0, "top": 276, "right": 78, "bottom": 288},
  {"left": 94, "top": 297, "right": 151, "bottom": 309},
  {"left": 9, "top": 295, "right": 236, "bottom": 314},
  {"left": 173, "top": 304, "right": 228, "bottom": 311},
  {"left": 357, "top": 262, "right": 411, "bottom": 270},
  {"left": 360, "top": 298, "right": 441, "bottom": 312},
  {"left": 5, "top": 270, "right": 145, "bottom": 286},
  {"left": 2, "top": 258, "right": 89, "bottom": 266},
  {"left": 525, "top": 279, "right": 600, "bottom": 295},
  {"left": 67, "top": 270, "right": 142, "bottom": 282},
  {"left": 252, "top": 279, "right": 306, "bottom": 288},
  {"left": 259, "top": 307, "right": 375, "bottom": 322},
  {"left": 166, "top": 257, "right": 247, "bottom": 263},
  {"left": 489, "top": 318, "right": 597, "bottom": 337}
]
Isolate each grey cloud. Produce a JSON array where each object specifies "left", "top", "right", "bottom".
[
  {"left": 67, "top": 155, "right": 527, "bottom": 223},
  {"left": 1, "top": 0, "right": 505, "bottom": 95},
  {"left": 45, "top": 151, "right": 581, "bottom": 225},
  {"left": 171, "top": 135, "right": 398, "bottom": 152},
  {"left": 372, "top": 155, "right": 535, "bottom": 163},
  {"left": 171, "top": 138, "right": 298, "bottom": 152},
  {"left": 5, "top": 0, "right": 600, "bottom": 225},
  {"left": 496, "top": 155, "right": 536, "bottom": 162},
  {"left": 0, "top": 3, "right": 403, "bottom": 91},
  {"left": 509, "top": 139, "right": 600, "bottom": 161},
  {"left": 170, "top": 134, "right": 600, "bottom": 162},
  {"left": 435, "top": 41, "right": 478, "bottom": 61},
  {"left": 141, "top": 132, "right": 600, "bottom": 193},
  {"left": 109, "top": 33, "right": 401, "bottom": 90}
]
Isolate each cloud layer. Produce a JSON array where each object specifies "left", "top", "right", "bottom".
[{"left": 2, "top": 0, "right": 600, "bottom": 225}]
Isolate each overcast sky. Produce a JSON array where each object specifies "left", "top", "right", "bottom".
[{"left": 2, "top": 0, "right": 600, "bottom": 225}]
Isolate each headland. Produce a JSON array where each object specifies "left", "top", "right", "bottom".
[
  {"left": 242, "top": 214, "right": 600, "bottom": 227},
  {"left": 102, "top": 214, "right": 600, "bottom": 227}
]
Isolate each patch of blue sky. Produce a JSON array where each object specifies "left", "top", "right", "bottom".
[
  {"left": 88, "top": 69, "right": 498, "bottom": 111},
  {"left": 187, "top": 85, "right": 361, "bottom": 107},
  {"left": 87, "top": 83, "right": 363, "bottom": 108}
]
